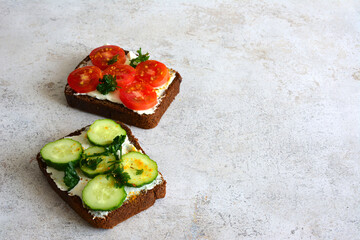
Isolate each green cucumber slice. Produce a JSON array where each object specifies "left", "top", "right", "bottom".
[
  {"left": 121, "top": 152, "right": 158, "bottom": 187},
  {"left": 80, "top": 146, "right": 116, "bottom": 178},
  {"left": 87, "top": 119, "right": 126, "bottom": 146},
  {"left": 82, "top": 175, "right": 127, "bottom": 211},
  {"left": 40, "top": 138, "right": 82, "bottom": 170}
]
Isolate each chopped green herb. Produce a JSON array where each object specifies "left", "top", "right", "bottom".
[
  {"left": 136, "top": 169, "right": 144, "bottom": 175},
  {"left": 104, "top": 135, "right": 129, "bottom": 188},
  {"left": 63, "top": 162, "right": 79, "bottom": 190},
  {"left": 107, "top": 54, "right": 119, "bottom": 65},
  {"left": 106, "top": 135, "right": 126, "bottom": 160},
  {"left": 85, "top": 157, "right": 103, "bottom": 170},
  {"left": 110, "top": 165, "right": 131, "bottom": 188},
  {"left": 96, "top": 75, "right": 118, "bottom": 95},
  {"left": 129, "top": 48, "right": 150, "bottom": 68}
]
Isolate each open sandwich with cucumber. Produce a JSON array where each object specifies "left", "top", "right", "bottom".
[
  {"left": 65, "top": 45, "right": 182, "bottom": 129},
  {"left": 37, "top": 119, "right": 166, "bottom": 229}
]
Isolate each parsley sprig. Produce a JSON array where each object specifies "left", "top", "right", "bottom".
[
  {"left": 81, "top": 157, "right": 103, "bottom": 170},
  {"left": 105, "top": 135, "right": 132, "bottom": 188},
  {"left": 96, "top": 75, "right": 118, "bottom": 95},
  {"left": 63, "top": 162, "right": 80, "bottom": 190},
  {"left": 129, "top": 48, "right": 150, "bottom": 68},
  {"left": 107, "top": 54, "right": 119, "bottom": 65},
  {"left": 106, "top": 135, "right": 126, "bottom": 160},
  {"left": 108, "top": 166, "right": 131, "bottom": 188}
]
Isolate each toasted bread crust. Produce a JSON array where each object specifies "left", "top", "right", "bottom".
[
  {"left": 37, "top": 122, "right": 166, "bottom": 229},
  {"left": 64, "top": 55, "right": 182, "bottom": 129}
]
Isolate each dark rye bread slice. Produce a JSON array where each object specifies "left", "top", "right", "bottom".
[
  {"left": 65, "top": 55, "right": 182, "bottom": 129},
  {"left": 37, "top": 122, "right": 166, "bottom": 229}
]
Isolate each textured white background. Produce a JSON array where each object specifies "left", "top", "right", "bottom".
[{"left": 1, "top": 0, "right": 360, "bottom": 239}]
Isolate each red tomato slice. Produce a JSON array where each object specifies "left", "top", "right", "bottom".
[
  {"left": 67, "top": 66, "right": 102, "bottom": 93},
  {"left": 89, "top": 45, "right": 126, "bottom": 70},
  {"left": 135, "top": 60, "right": 170, "bottom": 87},
  {"left": 119, "top": 81, "right": 157, "bottom": 110},
  {"left": 103, "top": 63, "right": 135, "bottom": 88}
]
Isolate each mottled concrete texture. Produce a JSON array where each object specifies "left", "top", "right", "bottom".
[{"left": 1, "top": 0, "right": 360, "bottom": 239}]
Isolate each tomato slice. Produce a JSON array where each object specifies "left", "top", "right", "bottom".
[
  {"left": 119, "top": 81, "right": 157, "bottom": 110},
  {"left": 67, "top": 66, "right": 102, "bottom": 93},
  {"left": 89, "top": 45, "right": 126, "bottom": 70},
  {"left": 135, "top": 60, "right": 170, "bottom": 87},
  {"left": 102, "top": 63, "right": 135, "bottom": 88}
]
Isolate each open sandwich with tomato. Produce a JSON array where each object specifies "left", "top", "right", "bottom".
[
  {"left": 65, "top": 45, "right": 182, "bottom": 129},
  {"left": 37, "top": 119, "right": 166, "bottom": 229}
]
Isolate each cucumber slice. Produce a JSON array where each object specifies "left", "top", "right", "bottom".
[
  {"left": 40, "top": 138, "right": 82, "bottom": 170},
  {"left": 87, "top": 119, "right": 126, "bottom": 146},
  {"left": 82, "top": 175, "right": 127, "bottom": 211},
  {"left": 80, "top": 146, "right": 116, "bottom": 178},
  {"left": 121, "top": 152, "right": 158, "bottom": 187}
]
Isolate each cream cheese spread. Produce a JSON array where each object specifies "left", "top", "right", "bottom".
[
  {"left": 45, "top": 127, "right": 163, "bottom": 218},
  {"left": 75, "top": 51, "right": 176, "bottom": 115}
]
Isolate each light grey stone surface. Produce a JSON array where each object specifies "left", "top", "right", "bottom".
[{"left": 1, "top": 0, "right": 360, "bottom": 239}]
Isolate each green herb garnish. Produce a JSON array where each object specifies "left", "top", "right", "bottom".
[
  {"left": 84, "top": 157, "right": 103, "bottom": 170},
  {"left": 105, "top": 135, "right": 129, "bottom": 188},
  {"left": 136, "top": 169, "right": 144, "bottom": 175},
  {"left": 106, "top": 135, "right": 126, "bottom": 160},
  {"left": 63, "top": 162, "right": 80, "bottom": 190},
  {"left": 107, "top": 54, "right": 119, "bottom": 65},
  {"left": 129, "top": 48, "right": 150, "bottom": 68},
  {"left": 108, "top": 165, "right": 131, "bottom": 188},
  {"left": 96, "top": 75, "right": 118, "bottom": 95},
  {"left": 81, "top": 151, "right": 109, "bottom": 170}
]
